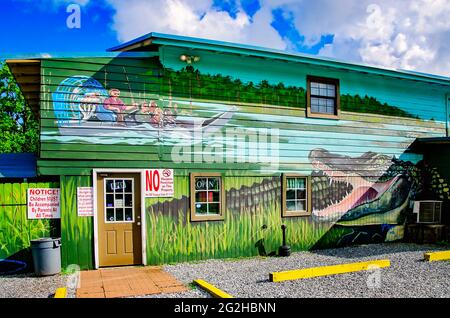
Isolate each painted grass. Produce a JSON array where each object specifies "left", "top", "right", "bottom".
[
  {"left": 146, "top": 200, "right": 330, "bottom": 265},
  {"left": 0, "top": 182, "right": 58, "bottom": 260},
  {"left": 60, "top": 175, "right": 93, "bottom": 269}
]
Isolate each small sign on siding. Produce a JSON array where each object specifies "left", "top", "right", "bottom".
[
  {"left": 77, "top": 187, "right": 94, "bottom": 217},
  {"left": 144, "top": 169, "right": 174, "bottom": 197},
  {"left": 27, "top": 188, "right": 60, "bottom": 219}
]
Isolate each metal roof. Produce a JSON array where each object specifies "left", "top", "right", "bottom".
[
  {"left": 108, "top": 32, "right": 450, "bottom": 86},
  {"left": 0, "top": 153, "right": 37, "bottom": 178}
]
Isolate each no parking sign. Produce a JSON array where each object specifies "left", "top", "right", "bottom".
[{"left": 144, "top": 169, "right": 174, "bottom": 197}]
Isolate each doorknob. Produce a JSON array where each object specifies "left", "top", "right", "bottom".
[{"left": 137, "top": 222, "right": 141, "bottom": 226}]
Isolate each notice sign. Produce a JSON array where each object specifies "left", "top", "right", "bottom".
[
  {"left": 77, "top": 187, "right": 93, "bottom": 217},
  {"left": 144, "top": 169, "right": 174, "bottom": 197},
  {"left": 27, "top": 188, "right": 60, "bottom": 219}
]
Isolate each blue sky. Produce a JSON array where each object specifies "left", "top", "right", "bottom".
[
  {"left": 1, "top": 0, "right": 449, "bottom": 76},
  {"left": 1, "top": 0, "right": 332, "bottom": 54}
]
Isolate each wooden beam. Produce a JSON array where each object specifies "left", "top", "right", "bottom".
[
  {"left": 269, "top": 259, "right": 391, "bottom": 282},
  {"left": 6, "top": 59, "right": 40, "bottom": 64}
]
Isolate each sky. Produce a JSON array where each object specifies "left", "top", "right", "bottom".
[{"left": 1, "top": 0, "right": 449, "bottom": 76}]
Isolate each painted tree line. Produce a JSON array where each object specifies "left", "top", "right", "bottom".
[{"left": 160, "top": 66, "right": 417, "bottom": 118}]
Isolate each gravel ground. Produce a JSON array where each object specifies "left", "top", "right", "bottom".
[
  {"left": 160, "top": 243, "right": 450, "bottom": 298},
  {"left": 1, "top": 243, "right": 448, "bottom": 298},
  {"left": 0, "top": 272, "right": 77, "bottom": 298}
]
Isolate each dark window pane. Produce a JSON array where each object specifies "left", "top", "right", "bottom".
[
  {"left": 125, "top": 208, "right": 133, "bottom": 221},
  {"left": 195, "top": 203, "right": 207, "bottom": 214},
  {"left": 286, "top": 190, "right": 295, "bottom": 200},
  {"left": 115, "top": 208, "right": 124, "bottom": 221},
  {"left": 105, "top": 180, "right": 114, "bottom": 193},
  {"left": 195, "top": 178, "right": 207, "bottom": 190},
  {"left": 124, "top": 180, "right": 132, "bottom": 192},
  {"left": 106, "top": 194, "right": 114, "bottom": 207},
  {"left": 297, "top": 189, "right": 306, "bottom": 199},
  {"left": 286, "top": 200, "right": 296, "bottom": 211},
  {"left": 208, "top": 203, "right": 220, "bottom": 214},
  {"left": 207, "top": 177, "right": 219, "bottom": 190},
  {"left": 211, "top": 191, "right": 220, "bottom": 202},
  {"left": 124, "top": 194, "right": 133, "bottom": 207},
  {"left": 106, "top": 208, "right": 115, "bottom": 222},
  {"left": 195, "top": 191, "right": 208, "bottom": 203}
]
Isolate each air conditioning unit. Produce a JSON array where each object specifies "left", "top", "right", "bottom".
[{"left": 413, "top": 200, "right": 442, "bottom": 224}]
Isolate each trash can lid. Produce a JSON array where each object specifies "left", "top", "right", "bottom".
[
  {"left": 30, "top": 237, "right": 61, "bottom": 248},
  {"left": 30, "top": 237, "right": 60, "bottom": 243}
]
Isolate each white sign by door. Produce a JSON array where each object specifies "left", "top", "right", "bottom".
[
  {"left": 27, "top": 188, "right": 60, "bottom": 219},
  {"left": 144, "top": 169, "right": 174, "bottom": 197},
  {"left": 77, "top": 187, "right": 94, "bottom": 217}
]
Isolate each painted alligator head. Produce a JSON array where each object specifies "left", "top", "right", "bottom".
[{"left": 308, "top": 148, "right": 412, "bottom": 222}]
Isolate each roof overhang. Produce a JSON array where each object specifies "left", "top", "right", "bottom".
[
  {"left": 5, "top": 59, "right": 41, "bottom": 116},
  {"left": 108, "top": 32, "right": 450, "bottom": 87}
]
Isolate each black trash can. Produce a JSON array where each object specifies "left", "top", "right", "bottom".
[{"left": 30, "top": 237, "right": 61, "bottom": 276}]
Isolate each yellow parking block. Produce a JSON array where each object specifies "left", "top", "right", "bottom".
[
  {"left": 424, "top": 250, "right": 450, "bottom": 262},
  {"left": 269, "top": 259, "right": 390, "bottom": 282},
  {"left": 54, "top": 287, "right": 67, "bottom": 298},
  {"left": 194, "top": 279, "right": 233, "bottom": 298}
]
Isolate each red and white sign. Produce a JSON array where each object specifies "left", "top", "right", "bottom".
[
  {"left": 144, "top": 169, "right": 174, "bottom": 197},
  {"left": 77, "top": 187, "right": 93, "bottom": 217},
  {"left": 27, "top": 188, "right": 60, "bottom": 219}
]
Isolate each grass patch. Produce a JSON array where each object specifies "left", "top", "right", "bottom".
[
  {"left": 146, "top": 199, "right": 330, "bottom": 265},
  {"left": 0, "top": 182, "right": 59, "bottom": 260}
]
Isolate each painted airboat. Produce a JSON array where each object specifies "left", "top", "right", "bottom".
[{"left": 52, "top": 75, "right": 236, "bottom": 139}]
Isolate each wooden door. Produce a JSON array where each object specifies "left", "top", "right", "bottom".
[{"left": 97, "top": 173, "right": 142, "bottom": 267}]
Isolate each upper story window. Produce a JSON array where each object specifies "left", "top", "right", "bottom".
[{"left": 306, "top": 76, "right": 340, "bottom": 119}]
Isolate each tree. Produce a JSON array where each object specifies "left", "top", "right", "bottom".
[{"left": 0, "top": 61, "right": 39, "bottom": 153}]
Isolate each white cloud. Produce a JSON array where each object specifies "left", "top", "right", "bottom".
[
  {"left": 105, "top": 0, "right": 450, "bottom": 76},
  {"left": 106, "top": 0, "right": 285, "bottom": 49}
]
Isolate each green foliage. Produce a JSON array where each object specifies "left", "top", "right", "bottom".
[
  {"left": 0, "top": 62, "right": 39, "bottom": 153},
  {"left": 160, "top": 66, "right": 418, "bottom": 119},
  {"left": 161, "top": 66, "right": 307, "bottom": 107},
  {"left": 340, "top": 94, "right": 417, "bottom": 119}
]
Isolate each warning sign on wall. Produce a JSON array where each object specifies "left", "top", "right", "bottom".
[
  {"left": 77, "top": 187, "right": 93, "bottom": 217},
  {"left": 144, "top": 169, "right": 174, "bottom": 197},
  {"left": 27, "top": 188, "right": 60, "bottom": 219}
]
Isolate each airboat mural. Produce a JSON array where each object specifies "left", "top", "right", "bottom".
[{"left": 51, "top": 75, "right": 236, "bottom": 142}]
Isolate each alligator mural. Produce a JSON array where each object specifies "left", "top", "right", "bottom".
[
  {"left": 309, "top": 148, "right": 449, "bottom": 247},
  {"left": 309, "top": 148, "right": 416, "bottom": 224}
]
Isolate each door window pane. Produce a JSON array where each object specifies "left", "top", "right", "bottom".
[{"left": 105, "top": 178, "right": 134, "bottom": 223}]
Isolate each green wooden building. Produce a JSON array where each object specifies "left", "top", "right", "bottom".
[{"left": 3, "top": 33, "right": 450, "bottom": 270}]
